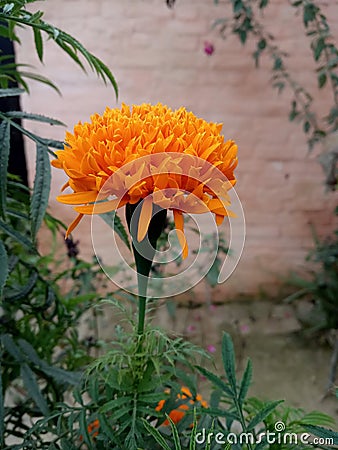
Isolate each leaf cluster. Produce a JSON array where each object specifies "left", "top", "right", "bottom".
[
  {"left": 285, "top": 209, "right": 338, "bottom": 333},
  {"left": 210, "top": 0, "right": 338, "bottom": 186},
  {"left": 146, "top": 333, "right": 337, "bottom": 450},
  {"left": 16, "top": 321, "right": 207, "bottom": 450},
  {"left": 0, "top": 0, "right": 118, "bottom": 96}
]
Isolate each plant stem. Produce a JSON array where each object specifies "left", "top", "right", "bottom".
[
  {"left": 125, "top": 202, "right": 167, "bottom": 338},
  {"left": 137, "top": 295, "right": 147, "bottom": 336}
]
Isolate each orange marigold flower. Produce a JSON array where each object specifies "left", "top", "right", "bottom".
[
  {"left": 79, "top": 419, "right": 100, "bottom": 441},
  {"left": 52, "top": 103, "right": 238, "bottom": 257},
  {"left": 155, "top": 386, "right": 208, "bottom": 426}
]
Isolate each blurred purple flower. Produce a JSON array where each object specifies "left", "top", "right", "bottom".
[
  {"left": 186, "top": 324, "right": 196, "bottom": 333},
  {"left": 204, "top": 41, "right": 215, "bottom": 56},
  {"left": 240, "top": 323, "right": 250, "bottom": 335},
  {"left": 206, "top": 344, "right": 216, "bottom": 353}
]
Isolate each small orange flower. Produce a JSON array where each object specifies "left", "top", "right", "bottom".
[
  {"left": 52, "top": 103, "right": 238, "bottom": 257},
  {"left": 79, "top": 419, "right": 100, "bottom": 441},
  {"left": 88, "top": 419, "right": 100, "bottom": 437},
  {"left": 156, "top": 386, "right": 208, "bottom": 426}
]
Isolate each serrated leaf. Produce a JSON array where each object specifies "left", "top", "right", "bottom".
[
  {"left": 246, "top": 400, "right": 283, "bottom": 431},
  {"left": 18, "top": 71, "right": 61, "bottom": 95},
  {"left": 100, "top": 396, "right": 132, "bottom": 413},
  {"left": 196, "top": 365, "right": 234, "bottom": 398},
  {"left": 300, "top": 411, "right": 335, "bottom": 427},
  {"left": 189, "top": 409, "right": 197, "bottom": 450},
  {"left": 142, "top": 420, "right": 172, "bottom": 450},
  {"left": 222, "top": 333, "right": 237, "bottom": 395},
  {"left": 138, "top": 392, "right": 166, "bottom": 404},
  {"left": 78, "top": 409, "right": 91, "bottom": 446},
  {"left": 1, "top": 334, "right": 23, "bottom": 362},
  {"left": 166, "top": 414, "right": 182, "bottom": 450},
  {"left": 0, "top": 218, "right": 36, "bottom": 253},
  {"left": 30, "top": 142, "right": 51, "bottom": 240},
  {"left": 0, "top": 361, "right": 4, "bottom": 448},
  {"left": 6, "top": 271, "right": 38, "bottom": 302},
  {"left": 0, "top": 88, "right": 24, "bottom": 97},
  {"left": 238, "top": 358, "right": 252, "bottom": 406},
  {"left": 33, "top": 27, "right": 44, "bottom": 61},
  {"left": 21, "top": 363, "right": 49, "bottom": 415},
  {"left": 6, "top": 111, "right": 65, "bottom": 126},
  {"left": 97, "top": 413, "right": 117, "bottom": 442},
  {"left": 0, "top": 121, "right": 10, "bottom": 218},
  {"left": 0, "top": 240, "right": 8, "bottom": 296},
  {"left": 100, "top": 211, "right": 131, "bottom": 250},
  {"left": 304, "top": 424, "right": 338, "bottom": 444},
  {"left": 18, "top": 339, "right": 81, "bottom": 385},
  {"left": 60, "top": 438, "right": 77, "bottom": 450}
]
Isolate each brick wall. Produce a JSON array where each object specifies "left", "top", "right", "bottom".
[{"left": 16, "top": 0, "right": 338, "bottom": 300}]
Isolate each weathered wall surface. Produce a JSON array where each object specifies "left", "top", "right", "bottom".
[{"left": 17, "top": 0, "right": 338, "bottom": 300}]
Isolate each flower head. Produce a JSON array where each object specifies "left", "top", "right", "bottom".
[
  {"left": 204, "top": 41, "right": 215, "bottom": 56},
  {"left": 52, "top": 103, "right": 237, "bottom": 257},
  {"left": 155, "top": 386, "right": 208, "bottom": 426}
]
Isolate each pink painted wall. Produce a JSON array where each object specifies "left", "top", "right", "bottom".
[{"left": 16, "top": 0, "right": 338, "bottom": 299}]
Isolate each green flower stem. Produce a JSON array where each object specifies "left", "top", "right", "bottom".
[{"left": 125, "top": 202, "right": 167, "bottom": 337}]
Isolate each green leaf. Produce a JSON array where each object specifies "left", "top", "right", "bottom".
[
  {"left": 238, "top": 358, "right": 252, "bottom": 406},
  {"left": 0, "top": 361, "right": 4, "bottom": 448},
  {"left": 313, "top": 37, "right": 325, "bottom": 61},
  {"left": 100, "top": 396, "right": 132, "bottom": 413},
  {"left": 233, "top": 0, "right": 244, "bottom": 14},
  {"left": 5, "top": 111, "right": 65, "bottom": 126},
  {"left": 138, "top": 392, "right": 166, "bottom": 404},
  {"left": 18, "top": 71, "right": 61, "bottom": 95},
  {"left": 222, "top": 333, "right": 237, "bottom": 395},
  {"left": 60, "top": 438, "right": 77, "bottom": 450},
  {"left": 206, "top": 257, "right": 221, "bottom": 287},
  {"left": 303, "top": 120, "right": 311, "bottom": 133},
  {"left": 258, "top": 39, "right": 266, "bottom": 50},
  {"left": 0, "top": 121, "right": 10, "bottom": 218},
  {"left": 0, "top": 239, "right": 8, "bottom": 297},
  {"left": 1, "top": 334, "right": 23, "bottom": 362},
  {"left": 33, "top": 27, "right": 44, "bottom": 61},
  {"left": 18, "top": 339, "right": 81, "bottom": 386},
  {"left": 196, "top": 365, "right": 234, "bottom": 398},
  {"left": 0, "top": 87, "right": 24, "bottom": 97},
  {"left": 166, "top": 414, "right": 182, "bottom": 450},
  {"left": 78, "top": 409, "right": 91, "bottom": 446},
  {"left": 318, "top": 72, "right": 327, "bottom": 88},
  {"left": 142, "top": 420, "right": 171, "bottom": 450},
  {"left": 30, "top": 142, "right": 51, "bottom": 240},
  {"left": 300, "top": 410, "right": 335, "bottom": 427},
  {"left": 189, "top": 409, "right": 197, "bottom": 450},
  {"left": 303, "top": 3, "right": 318, "bottom": 27},
  {"left": 21, "top": 363, "right": 49, "bottom": 415},
  {"left": 0, "top": 219, "right": 36, "bottom": 253},
  {"left": 97, "top": 413, "right": 118, "bottom": 442},
  {"left": 304, "top": 424, "right": 338, "bottom": 444},
  {"left": 100, "top": 211, "right": 131, "bottom": 250},
  {"left": 6, "top": 271, "right": 38, "bottom": 302},
  {"left": 246, "top": 400, "right": 283, "bottom": 431}
]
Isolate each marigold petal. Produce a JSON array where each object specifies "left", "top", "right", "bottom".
[
  {"left": 65, "top": 213, "right": 84, "bottom": 238},
  {"left": 173, "top": 209, "right": 188, "bottom": 259},
  {"left": 57, "top": 191, "right": 100, "bottom": 205},
  {"left": 137, "top": 196, "right": 153, "bottom": 242},
  {"left": 74, "top": 197, "right": 128, "bottom": 214}
]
